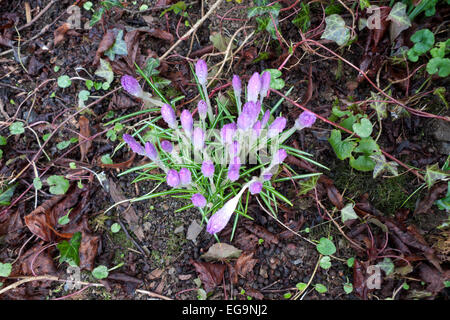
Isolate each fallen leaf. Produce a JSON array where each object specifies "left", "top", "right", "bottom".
[
  {"left": 54, "top": 23, "right": 71, "bottom": 46},
  {"left": 201, "top": 243, "right": 242, "bottom": 261},
  {"left": 235, "top": 251, "right": 258, "bottom": 278},
  {"left": 191, "top": 260, "right": 226, "bottom": 293}
]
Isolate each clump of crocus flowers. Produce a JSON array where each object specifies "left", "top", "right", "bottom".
[{"left": 120, "top": 60, "right": 317, "bottom": 237}]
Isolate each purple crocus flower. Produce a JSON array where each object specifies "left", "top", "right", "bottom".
[
  {"left": 161, "top": 140, "right": 173, "bottom": 153},
  {"left": 145, "top": 142, "right": 158, "bottom": 160},
  {"left": 237, "top": 110, "right": 253, "bottom": 130},
  {"left": 232, "top": 75, "right": 242, "bottom": 97},
  {"left": 201, "top": 160, "right": 215, "bottom": 177},
  {"left": 220, "top": 123, "right": 237, "bottom": 145},
  {"left": 123, "top": 134, "right": 145, "bottom": 156},
  {"left": 247, "top": 72, "right": 261, "bottom": 102},
  {"left": 179, "top": 167, "right": 192, "bottom": 185},
  {"left": 166, "top": 169, "right": 180, "bottom": 187},
  {"left": 121, "top": 75, "right": 143, "bottom": 97},
  {"left": 195, "top": 59, "right": 208, "bottom": 85},
  {"left": 180, "top": 109, "right": 193, "bottom": 136},
  {"left": 253, "top": 120, "right": 262, "bottom": 137},
  {"left": 268, "top": 116, "right": 287, "bottom": 138},
  {"left": 197, "top": 100, "right": 208, "bottom": 120},
  {"left": 192, "top": 127, "right": 205, "bottom": 150},
  {"left": 161, "top": 104, "right": 177, "bottom": 129},
  {"left": 295, "top": 111, "right": 316, "bottom": 130},
  {"left": 191, "top": 193, "right": 207, "bottom": 208},
  {"left": 260, "top": 71, "right": 271, "bottom": 98},
  {"left": 261, "top": 110, "right": 271, "bottom": 127},
  {"left": 273, "top": 149, "right": 287, "bottom": 164},
  {"left": 206, "top": 206, "right": 231, "bottom": 234},
  {"left": 262, "top": 172, "right": 273, "bottom": 181},
  {"left": 249, "top": 181, "right": 263, "bottom": 195},
  {"left": 228, "top": 156, "right": 241, "bottom": 181},
  {"left": 229, "top": 140, "right": 240, "bottom": 156}
]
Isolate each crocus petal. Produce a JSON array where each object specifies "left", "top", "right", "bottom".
[
  {"left": 195, "top": 59, "right": 208, "bottom": 85},
  {"left": 166, "top": 169, "right": 180, "bottom": 187},
  {"left": 197, "top": 100, "right": 208, "bottom": 120},
  {"left": 268, "top": 117, "right": 287, "bottom": 138},
  {"left": 229, "top": 140, "right": 240, "bottom": 156},
  {"left": 295, "top": 111, "right": 316, "bottom": 130},
  {"left": 262, "top": 172, "right": 273, "bottom": 181},
  {"left": 161, "top": 140, "right": 173, "bottom": 153},
  {"left": 272, "top": 149, "right": 287, "bottom": 164},
  {"left": 191, "top": 193, "right": 207, "bottom": 208},
  {"left": 232, "top": 75, "right": 242, "bottom": 96},
  {"left": 179, "top": 168, "right": 192, "bottom": 185},
  {"left": 181, "top": 109, "right": 193, "bottom": 136},
  {"left": 237, "top": 110, "right": 253, "bottom": 130},
  {"left": 201, "top": 160, "right": 215, "bottom": 177},
  {"left": 260, "top": 71, "right": 271, "bottom": 98},
  {"left": 253, "top": 120, "right": 262, "bottom": 137},
  {"left": 247, "top": 72, "right": 261, "bottom": 102},
  {"left": 249, "top": 181, "right": 263, "bottom": 195},
  {"left": 261, "top": 110, "right": 271, "bottom": 127},
  {"left": 161, "top": 104, "right": 177, "bottom": 129},
  {"left": 227, "top": 156, "right": 241, "bottom": 181},
  {"left": 123, "top": 134, "right": 145, "bottom": 156},
  {"left": 121, "top": 75, "right": 143, "bottom": 97},
  {"left": 220, "top": 123, "right": 237, "bottom": 145},
  {"left": 192, "top": 127, "right": 205, "bottom": 150},
  {"left": 145, "top": 142, "right": 158, "bottom": 160}
]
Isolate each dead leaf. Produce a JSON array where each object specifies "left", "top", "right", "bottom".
[
  {"left": 54, "top": 23, "right": 71, "bottom": 46},
  {"left": 235, "top": 251, "right": 258, "bottom": 278},
  {"left": 191, "top": 260, "right": 226, "bottom": 293},
  {"left": 201, "top": 243, "right": 242, "bottom": 261}
]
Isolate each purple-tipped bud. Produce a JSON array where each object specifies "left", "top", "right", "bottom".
[
  {"left": 145, "top": 142, "right": 158, "bottom": 160},
  {"left": 295, "top": 111, "right": 316, "bottom": 130},
  {"left": 262, "top": 172, "right": 273, "bottom": 181},
  {"left": 261, "top": 110, "right": 271, "bottom": 127},
  {"left": 161, "top": 104, "right": 177, "bottom": 129},
  {"left": 166, "top": 169, "right": 180, "bottom": 187},
  {"left": 273, "top": 149, "right": 287, "bottom": 164},
  {"left": 237, "top": 110, "right": 253, "bottom": 130},
  {"left": 123, "top": 134, "right": 145, "bottom": 156},
  {"left": 253, "top": 120, "right": 262, "bottom": 137},
  {"left": 197, "top": 100, "right": 208, "bottom": 120},
  {"left": 195, "top": 59, "right": 208, "bottom": 85},
  {"left": 268, "top": 117, "right": 287, "bottom": 138},
  {"left": 161, "top": 140, "right": 173, "bottom": 153},
  {"left": 121, "top": 75, "right": 143, "bottom": 97},
  {"left": 202, "top": 160, "right": 215, "bottom": 177},
  {"left": 229, "top": 140, "right": 240, "bottom": 156},
  {"left": 179, "top": 167, "right": 192, "bottom": 185},
  {"left": 249, "top": 181, "right": 263, "bottom": 195},
  {"left": 232, "top": 75, "right": 242, "bottom": 96},
  {"left": 228, "top": 156, "right": 241, "bottom": 182},
  {"left": 191, "top": 193, "right": 207, "bottom": 208},
  {"left": 221, "top": 123, "right": 237, "bottom": 145},
  {"left": 206, "top": 206, "right": 232, "bottom": 234},
  {"left": 247, "top": 72, "right": 261, "bottom": 102},
  {"left": 260, "top": 71, "right": 271, "bottom": 98},
  {"left": 193, "top": 127, "right": 205, "bottom": 150},
  {"left": 181, "top": 109, "right": 193, "bottom": 136}
]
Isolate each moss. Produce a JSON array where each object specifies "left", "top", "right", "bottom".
[{"left": 109, "top": 228, "right": 133, "bottom": 265}]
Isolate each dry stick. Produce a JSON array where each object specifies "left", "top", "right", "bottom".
[
  {"left": 0, "top": 275, "right": 58, "bottom": 295},
  {"left": 135, "top": 289, "right": 173, "bottom": 300},
  {"left": 158, "top": 0, "right": 225, "bottom": 61},
  {"left": 292, "top": 254, "right": 321, "bottom": 300},
  {"left": 18, "top": 0, "right": 57, "bottom": 31},
  {"left": 271, "top": 89, "right": 424, "bottom": 180}
]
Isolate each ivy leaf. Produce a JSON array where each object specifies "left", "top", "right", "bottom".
[
  {"left": 377, "top": 257, "right": 394, "bottom": 276},
  {"left": 350, "top": 155, "right": 375, "bottom": 172},
  {"left": 316, "top": 238, "right": 336, "bottom": 256},
  {"left": 105, "top": 29, "right": 128, "bottom": 61},
  {"left": 142, "top": 58, "right": 160, "bottom": 78},
  {"left": 352, "top": 118, "right": 373, "bottom": 138},
  {"left": 321, "top": 14, "right": 350, "bottom": 46},
  {"left": 0, "top": 184, "right": 17, "bottom": 206},
  {"left": 95, "top": 59, "right": 114, "bottom": 86},
  {"left": 425, "top": 163, "right": 449, "bottom": 189},
  {"left": 263, "top": 69, "right": 285, "bottom": 90},
  {"left": 57, "top": 232, "right": 81, "bottom": 267},
  {"left": 328, "top": 129, "right": 356, "bottom": 160},
  {"left": 47, "top": 175, "right": 70, "bottom": 195},
  {"left": 387, "top": 2, "right": 411, "bottom": 41},
  {"left": 92, "top": 265, "right": 109, "bottom": 279},
  {"left": 341, "top": 203, "right": 358, "bottom": 223},
  {"left": 410, "top": 29, "right": 435, "bottom": 55},
  {"left": 426, "top": 57, "right": 450, "bottom": 77},
  {"left": 370, "top": 92, "right": 387, "bottom": 120},
  {"left": 371, "top": 154, "right": 399, "bottom": 178},
  {"left": 0, "top": 262, "right": 12, "bottom": 277}
]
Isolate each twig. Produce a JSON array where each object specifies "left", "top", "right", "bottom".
[
  {"left": 135, "top": 289, "right": 173, "bottom": 300},
  {"left": 18, "top": 0, "right": 57, "bottom": 31}
]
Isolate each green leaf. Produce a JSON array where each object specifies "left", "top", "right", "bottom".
[
  {"left": 56, "top": 140, "right": 71, "bottom": 150},
  {"left": 435, "top": 182, "right": 450, "bottom": 211},
  {"left": 142, "top": 58, "right": 160, "bottom": 78},
  {"left": 349, "top": 155, "right": 376, "bottom": 172},
  {"left": 0, "top": 136, "right": 6, "bottom": 145},
  {"left": 341, "top": 203, "right": 358, "bottom": 223},
  {"left": 292, "top": 3, "right": 310, "bottom": 32},
  {"left": 9, "top": 122, "right": 25, "bottom": 135},
  {"left": 430, "top": 41, "right": 447, "bottom": 59},
  {"left": 370, "top": 92, "right": 387, "bottom": 120},
  {"left": 347, "top": 257, "right": 355, "bottom": 268},
  {"left": 407, "top": 48, "right": 420, "bottom": 62},
  {"left": 47, "top": 175, "right": 70, "bottom": 195},
  {"left": 33, "top": 177, "right": 42, "bottom": 190},
  {"left": 316, "top": 238, "right": 336, "bottom": 256},
  {"left": 263, "top": 69, "right": 285, "bottom": 90},
  {"left": 92, "top": 265, "right": 109, "bottom": 279},
  {"left": 352, "top": 118, "right": 373, "bottom": 138},
  {"left": 296, "top": 282, "right": 308, "bottom": 291},
  {"left": 58, "top": 211, "right": 71, "bottom": 225},
  {"left": 283, "top": 292, "right": 292, "bottom": 299},
  {"left": 95, "top": 59, "right": 114, "bottom": 86},
  {"left": 111, "top": 223, "right": 121, "bottom": 233},
  {"left": 319, "top": 256, "right": 332, "bottom": 269},
  {"left": 377, "top": 257, "right": 394, "bottom": 276},
  {"left": 340, "top": 115, "right": 357, "bottom": 131},
  {"left": 0, "top": 184, "right": 17, "bottom": 206},
  {"left": 57, "top": 232, "right": 81, "bottom": 267},
  {"left": 387, "top": 2, "right": 411, "bottom": 41},
  {"left": 0, "top": 262, "right": 12, "bottom": 277},
  {"left": 328, "top": 129, "right": 356, "bottom": 160},
  {"left": 371, "top": 154, "right": 399, "bottom": 178},
  {"left": 359, "top": 0, "right": 370, "bottom": 10},
  {"left": 101, "top": 0, "right": 123, "bottom": 9},
  {"left": 83, "top": 1, "right": 93, "bottom": 10},
  {"left": 101, "top": 154, "right": 113, "bottom": 164},
  {"left": 57, "top": 75, "right": 72, "bottom": 88},
  {"left": 343, "top": 282, "right": 353, "bottom": 294},
  {"left": 425, "top": 163, "right": 449, "bottom": 188},
  {"left": 426, "top": 57, "right": 450, "bottom": 77},
  {"left": 354, "top": 137, "right": 380, "bottom": 155},
  {"left": 410, "top": 29, "right": 435, "bottom": 55},
  {"left": 315, "top": 284, "right": 327, "bottom": 293},
  {"left": 210, "top": 32, "right": 236, "bottom": 52},
  {"left": 321, "top": 14, "right": 350, "bottom": 46},
  {"left": 105, "top": 29, "right": 128, "bottom": 61},
  {"left": 139, "top": 4, "right": 149, "bottom": 11}
]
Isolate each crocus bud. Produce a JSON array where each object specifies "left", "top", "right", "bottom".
[
  {"left": 253, "top": 120, "right": 262, "bottom": 137},
  {"left": 249, "top": 181, "right": 263, "bottom": 195},
  {"left": 192, "top": 127, "right": 205, "bottom": 150},
  {"left": 202, "top": 160, "right": 215, "bottom": 177},
  {"left": 237, "top": 110, "right": 253, "bottom": 130},
  {"left": 191, "top": 193, "right": 207, "bottom": 208},
  {"left": 145, "top": 142, "right": 158, "bottom": 160},
  {"left": 229, "top": 140, "right": 240, "bottom": 156},
  {"left": 161, "top": 140, "right": 173, "bottom": 153},
  {"left": 179, "top": 167, "right": 192, "bottom": 185},
  {"left": 166, "top": 169, "right": 180, "bottom": 187},
  {"left": 262, "top": 171, "right": 273, "bottom": 181},
  {"left": 123, "top": 134, "right": 145, "bottom": 156},
  {"left": 261, "top": 110, "right": 271, "bottom": 127},
  {"left": 161, "top": 104, "right": 177, "bottom": 129},
  {"left": 295, "top": 111, "right": 316, "bottom": 130},
  {"left": 220, "top": 123, "right": 237, "bottom": 145},
  {"left": 121, "top": 75, "right": 143, "bottom": 97},
  {"left": 195, "top": 59, "right": 208, "bottom": 85},
  {"left": 181, "top": 109, "right": 193, "bottom": 136},
  {"left": 268, "top": 116, "right": 287, "bottom": 138},
  {"left": 232, "top": 75, "right": 242, "bottom": 96},
  {"left": 247, "top": 72, "right": 261, "bottom": 102},
  {"left": 273, "top": 149, "right": 287, "bottom": 164},
  {"left": 197, "top": 100, "right": 208, "bottom": 120},
  {"left": 260, "top": 71, "right": 271, "bottom": 98},
  {"left": 228, "top": 156, "right": 241, "bottom": 182}
]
